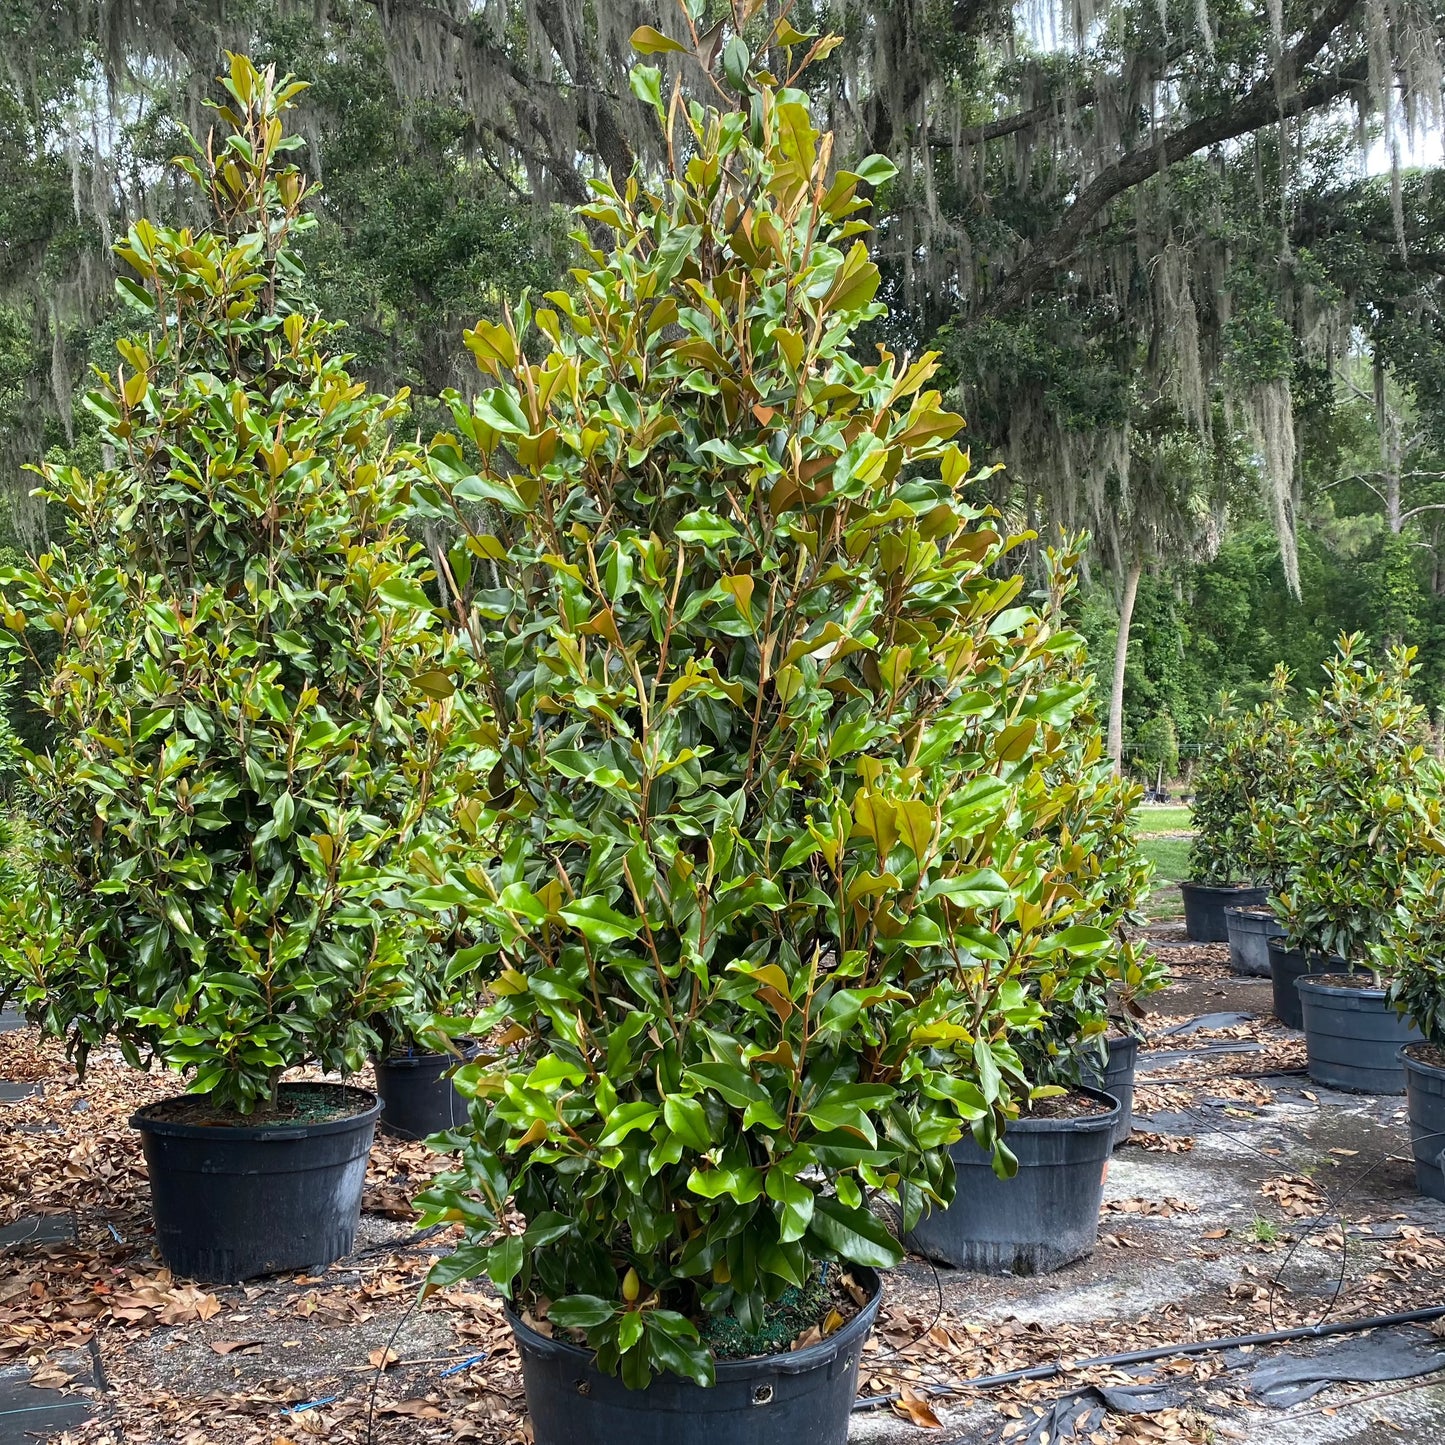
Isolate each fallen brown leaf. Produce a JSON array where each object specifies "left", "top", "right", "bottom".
[
  {"left": 208, "top": 1339, "right": 263, "bottom": 1355},
  {"left": 893, "top": 1385, "right": 942, "bottom": 1429}
]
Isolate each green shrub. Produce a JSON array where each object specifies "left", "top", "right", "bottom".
[
  {"left": 1377, "top": 861, "right": 1445, "bottom": 1046},
  {"left": 1276, "top": 636, "right": 1444, "bottom": 967},
  {"left": 1024, "top": 657, "right": 1163, "bottom": 1080},
  {"left": 1241, "top": 665, "right": 1303, "bottom": 897},
  {"left": 0, "top": 58, "right": 461, "bottom": 1112},
  {"left": 410, "top": 28, "right": 1117, "bottom": 1388},
  {"left": 1188, "top": 696, "right": 1255, "bottom": 884},
  {"left": 1190, "top": 676, "right": 1301, "bottom": 887},
  {"left": 1369, "top": 855, "right": 1445, "bottom": 1051}
]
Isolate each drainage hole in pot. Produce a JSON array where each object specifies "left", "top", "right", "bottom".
[
  {"left": 752, "top": 1384, "right": 774, "bottom": 1406},
  {"left": 574, "top": 1379, "right": 590, "bottom": 1396}
]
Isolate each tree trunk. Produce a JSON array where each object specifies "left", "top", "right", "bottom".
[
  {"left": 1377, "top": 357, "right": 1403, "bottom": 532},
  {"left": 1108, "top": 559, "right": 1144, "bottom": 775}
]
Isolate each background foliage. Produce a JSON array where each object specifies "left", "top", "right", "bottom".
[{"left": 1, "top": 0, "right": 1444, "bottom": 759}]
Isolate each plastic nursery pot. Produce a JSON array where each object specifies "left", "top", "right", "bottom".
[
  {"left": 1079, "top": 1035, "right": 1138, "bottom": 1149},
  {"left": 1223, "top": 907, "right": 1284, "bottom": 978},
  {"left": 1400, "top": 1045, "right": 1445, "bottom": 1204},
  {"left": 130, "top": 1083, "right": 379, "bottom": 1283},
  {"left": 374, "top": 1045, "right": 476, "bottom": 1141},
  {"left": 906, "top": 1087, "right": 1120, "bottom": 1275},
  {"left": 509, "top": 1266, "right": 881, "bottom": 1445},
  {"left": 1296, "top": 976, "right": 1421, "bottom": 1095},
  {"left": 1266, "top": 938, "right": 1365, "bottom": 1031},
  {"left": 1180, "top": 882, "right": 1269, "bottom": 943}
]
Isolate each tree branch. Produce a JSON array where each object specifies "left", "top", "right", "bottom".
[
  {"left": 982, "top": 0, "right": 1368, "bottom": 316},
  {"left": 955, "top": 88, "right": 1099, "bottom": 147},
  {"left": 362, "top": 0, "right": 633, "bottom": 200},
  {"left": 863, "top": 0, "right": 1007, "bottom": 158},
  {"left": 532, "top": 0, "right": 636, "bottom": 190}
]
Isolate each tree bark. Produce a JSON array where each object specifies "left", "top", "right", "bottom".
[
  {"left": 1375, "top": 357, "right": 1404, "bottom": 532},
  {"left": 1108, "top": 559, "right": 1143, "bottom": 776}
]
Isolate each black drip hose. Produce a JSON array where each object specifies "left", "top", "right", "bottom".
[{"left": 851, "top": 1302, "right": 1445, "bottom": 1410}]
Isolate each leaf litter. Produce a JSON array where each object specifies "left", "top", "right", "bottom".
[{"left": 7, "top": 941, "right": 1445, "bottom": 1444}]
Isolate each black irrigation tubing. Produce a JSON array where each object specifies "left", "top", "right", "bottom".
[
  {"left": 850, "top": 1303, "right": 1445, "bottom": 1410},
  {"left": 365, "top": 1293, "right": 422, "bottom": 1445},
  {"left": 350, "top": 1223, "right": 449, "bottom": 1258}
]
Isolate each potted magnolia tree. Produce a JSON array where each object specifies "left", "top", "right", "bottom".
[
  {"left": 1224, "top": 666, "right": 1300, "bottom": 976},
  {"left": 0, "top": 58, "right": 457, "bottom": 1281},
  {"left": 1181, "top": 696, "right": 1270, "bottom": 940},
  {"left": 1274, "top": 637, "right": 1437, "bottom": 1081},
  {"left": 407, "top": 17, "right": 1116, "bottom": 1442},
  {"left": 908, "top": 668, "right": 1161, "bottom": 1274},
  {"left": 1380, "top": 864, "right": 1445, "bottom": 1201}
]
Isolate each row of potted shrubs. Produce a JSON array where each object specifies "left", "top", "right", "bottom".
[
  {"left": 0, "top": 39, "right": 1167, "bottom": 1442},
  {"left": 1181, "top": 648, "right": 1445, "bottom": 1203}
]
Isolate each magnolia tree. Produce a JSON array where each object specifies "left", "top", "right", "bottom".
[
  {"left": 0, "top": 58, "right": 464, "bottom": 1112},
  {"left": 1008, "top": 613, "right": 1162, "bottom": 1082},
  {"left": 408, "top": 23, "right": 1120, "bottom": 1388},
  {"left": 1188, "top": 697, "right": 1256, "bottom": 885},
  {"left": 1277, "top": 637, "right": 1445, "bottom": 968},
  {"left": 1241, "top": 665, "right": 1304, "bottom": 898},
  {"left": 1377, "top": 863, "right": 1445, "bottom": 1047}
]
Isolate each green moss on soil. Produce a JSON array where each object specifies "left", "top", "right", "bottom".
[{"left": 700, "top": 1265, "right": 842, "bottom": 1360}]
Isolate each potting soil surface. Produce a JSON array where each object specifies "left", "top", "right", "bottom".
[
  {"left": 137, "top": 1082, "right": 376, "bottom": 1128},
  {"left": 1016, "top": 1088, "right": 1115, "bottom": 1120},
  {"left": 2, "top": 917, "right": 1444, "bottom": 1444}
]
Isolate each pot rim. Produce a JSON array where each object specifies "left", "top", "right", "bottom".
[
  {"left": 1265, "top": 939, "right": 1355, "bottom": 967},
  {"left": 506, "top": 1263, "right": 881, "bottom": 1380},
  {"left": 1181, "top": 880, "right": 1266, "bottom": 897},
  {"left": 1401, "top": 1042, "right": 1445, "bottom": 1078},
  {"left": 130, "top": 1083, "right": 380, "bottom": 1141},
  {"left": 376, "top": 1040, "right": 480, "bottom": 1069},
  {"left": 1296, "top": 973, "right": 1387, "bottom": 1000}
]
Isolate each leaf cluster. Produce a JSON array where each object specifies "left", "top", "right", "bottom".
[
  {"left": 1188, "top": 696, "right": 1257, "bottom": 885},
  {"left": 0, "top": 57, "right": 468, "bottom": 1111},
  {"left": 1275, "top": 635, "right": 1445, "bottom": 967},
  {"left": 1190, "top": 670, "right": 1300, "bottom": 887}
]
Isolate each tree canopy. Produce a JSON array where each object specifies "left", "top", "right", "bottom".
[{"left": 2, "top": 0, "right": 1443, "bottom": 759}]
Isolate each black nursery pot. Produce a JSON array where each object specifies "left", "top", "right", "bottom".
[
  {"left": 509, "top": 1267, "right": 881, "bottom": 1445},
  {"left": 1223, "top": 907, "right": 1284, "bottom": 978},
  {"left": 1296, "top": 975, "right": 1421, "bottom": 1095},
  {"left": 1401, "top": 1045, "right": 1445, "bottom": 1203},
  {"left": 1079, "top": 1035, "right": 1138, "bottom": 1148},
  {"left": 1266, "top": 938, "right": 1364, "bottom": 1031},
  {"left": 374, "top": 1047, "right": 475, "bottom": 1140},
  {"left": 131, "top": 1083, "right": 379, "bottom": 1282},
  {"left": 1180, "top": 882, "right": 1269, "bottom": 943},
  {"left": 906, "top": 1087, "right": 1120, "bottom": 1275}
]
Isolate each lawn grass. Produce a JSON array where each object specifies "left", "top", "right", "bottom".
[
  {"left": 1137, "top": 802, "right": 1192, "bottom": 920},
  {"left": 1140, "top": 835, "right": 1191, "bottom": 884},
  {"left": 1136, "top": 803, "right": 1193, "bottom": 837}
]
